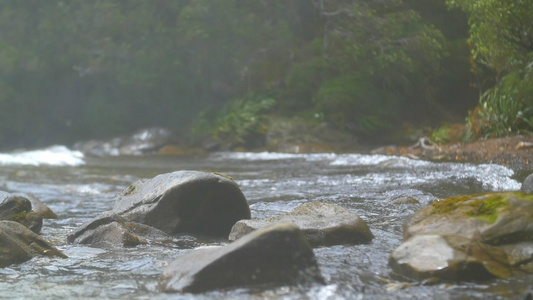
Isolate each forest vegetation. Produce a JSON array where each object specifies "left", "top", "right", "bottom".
[{"left": 0, "top": 0, "right": 530, "bottom": 150}]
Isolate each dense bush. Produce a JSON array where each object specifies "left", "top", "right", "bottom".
[
  {"left": 448, "top": 0, "right": 533, "bottom": 140},
  {"left": 0, "top": 0, "right": 479, "bottom": 149},
  {"left": 192, "top": 94, "right": 275, "bottom": 148},
  {"left": 466, "top": 66, "right": 533, "bottom": 138}
]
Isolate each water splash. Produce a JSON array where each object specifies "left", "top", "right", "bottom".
[{"left": 0, "top": 145, "right": 85, "bottom": 166}]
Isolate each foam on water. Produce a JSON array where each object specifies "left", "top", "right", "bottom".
[
  {"left": 0, "top": 145, "right": 85, "bottom": 166},
  {"left": 210, "top": 151, "right": 336, "bottom": 161},
  {"left": 213, "top": 152, "right": 521, "bottom": 192}
]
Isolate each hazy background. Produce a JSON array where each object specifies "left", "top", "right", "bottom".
[{"left": 0, "top": 0, "right": 528, "bottom": 150}]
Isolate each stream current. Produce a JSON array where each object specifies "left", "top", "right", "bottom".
[{"left": 0, "top": 146, "right": 530, "bottom": 299}]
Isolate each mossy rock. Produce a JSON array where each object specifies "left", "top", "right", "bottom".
[
  {"left": 390, "top": 192, "right": 533, "bottom": 281},
  {"left": 0, "top": 195, "right": 43, "bottom": 233},
  {"left": 404, "top": 192, "right": 533, "bottom": 245}
]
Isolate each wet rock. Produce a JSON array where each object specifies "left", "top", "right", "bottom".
[
  {"left": 389, "top": 234, "right": 513, "bottom": 281},
  {"left": 0, "top": 194, "right": 42, "bottom": 233},
  {"left": 522, "top": 286, "right": 533, "bottom": 300},
  {"left": 390, "top": 192, "right": 533, "bottom": 281},
  {"left": 403, "top": 192, "right": 533, "bottom": 242},
  {"left": 74, "top": 127, "right": 175, "bottom": 156},
  {"left": 521, "top": 173, "right": 533, "bottom": 194},
  {"left": 119, "top": 127, "right": 174, "bottom": 155},
  {"left": 113, "top": 170, "right": 250, "bottom": 237},
  {"left": 229, "top": 202, "right": 373, "bottom": 246},
  {"left": 12, "top": 193, "right": 58, "bottom": 219},
  {"left": 0, "top": 220, "right": 67, "bottom": 268},
  {"left": 69, "top": 171, "right": 250, "bottom": 246},
  {"left": 160, "top": 223, "right": 324, "bottom": 293},
  {"left": 67, "top": 212, "right": 182, "bottom": 248}
]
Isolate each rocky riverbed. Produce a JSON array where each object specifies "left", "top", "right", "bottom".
[{"left": 372, "top": 135, "right": 533, "bottom": 173}]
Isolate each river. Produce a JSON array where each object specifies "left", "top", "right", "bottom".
[{"left": 0, "top": 146, "right": 530, "bottom": 299}]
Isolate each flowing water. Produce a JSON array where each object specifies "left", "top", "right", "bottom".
[{"left": 0, "top": 146, "right": 530, "bottom": 299}]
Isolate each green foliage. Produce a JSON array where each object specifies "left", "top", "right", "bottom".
[
  {"left": 447, "top": 0, "right": 533, "bottom": 71},
  {"left": 315, "top": 76, "right": 397, "bottom": 136},
  {"left": 430, "top": 123, "right": 466, "bottom": 144},
  {"left": 466, "top": 66, "right": 533, "bottom": 138},
  {"left": 0, "top": 0, "right": 474, "bottom": 148},
  {"left": 448, "top": 0, "right": 533, "bottom": 139},
  {"left": 193, "top": 94, "right": 276, "bottom": 147}
]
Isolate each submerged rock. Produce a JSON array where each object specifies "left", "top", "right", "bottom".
[
  {"left": 229, "top": 202, "right": 373, "bottom": 246},
  {"left": 0, "top": 220, "right": 66, "bottom": 268},
  {"left": 67, "top": 212, "right": 181, "bottom": 248},
  {"left": 69, "top": 171, "right": 250, "bottom": 246},
  {"left": 390, "top": 192, "right": 533, "bottom": 281},
  {"left": 160, "top": 223, "right": 324, "bottom": 293}
]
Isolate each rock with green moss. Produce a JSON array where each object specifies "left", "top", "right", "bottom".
[
  {"left": 0, "top": 194, "right": 42, "bottom": 233},
  {"left": 390, "top": 192, "right": 533, "bottom": 281},
  {"left": 0, "top": 220, "right": 67, "bottom": 268}
]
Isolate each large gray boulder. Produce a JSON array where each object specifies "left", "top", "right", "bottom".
[
  {"left": 112, "top": 170, "right": 250, "bottom": 237},
  {"left": 0, "top": 220, "right": 67, "bottom": 268},
  {"left": 390, "top": 192, "right": 533, "bottom": 281},
  {"left": 160, "top": 223, "right": 325, "bottom": 293},
  {"left": 229, "top": 202, "right": 373, "bottom": 246},
  {"left": 69, "top": 171, "right": 250, "bottom": 246}
]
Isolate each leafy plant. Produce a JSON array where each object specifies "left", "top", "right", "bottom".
[
  {"left": 431, "top": 123, "right": 466, "bottom": 144},
  {"left": 466, "top": 65, "right": 533, "bottom": 138},
  {"left": 193, "top": 94, "right": 276, "bottom": 148}
]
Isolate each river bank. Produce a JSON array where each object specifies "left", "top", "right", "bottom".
[
  {"left": 70, "top": 120, "right": 533, "bottom": 175},
  {"left": 370, "top": 135, "right": 533, "bottom": 174}
]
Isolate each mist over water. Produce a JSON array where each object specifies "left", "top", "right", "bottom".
[{"left": 0, "top": 146, "right": 529, "bottom": 299}]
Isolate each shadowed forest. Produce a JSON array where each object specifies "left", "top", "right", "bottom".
[{"left": 0, "top": 0, "right": 531, "bottom": 150}]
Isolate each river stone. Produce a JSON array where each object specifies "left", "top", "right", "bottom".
[
  {"left": 112, "top": 170, "right": 250, "bottom": 237},
  {"left": 0, "top": 194, "right": 42, "bottom": 233},
  {"left": 0, "top": 220, "right": 67, "bottom": 268},
  {"left": 68, "top": 171, "right": 250, "bottom": 244},
  {"left": 403, "top": 192, "right": 533, "bottom": 243},
  {"left": 67, "top": 212, "right": 181, "bottom": 248},
  {"left": 521, "top": 173, "right": 533, "bottom": 194},
  {"left": 160, "top": 223, "right": 325, "bottom": 293},
  {"left": 12, "top": 193, "right": 58, "bottom": 219},
  {"left": 389, "top": 234, "right": 516, "bottom": 281},
  {"left": 229, "top": 202, "right": 373, "bottom": 246},
  {"left": 390, "top": 192, "right": 533, "bottom": 281}
]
